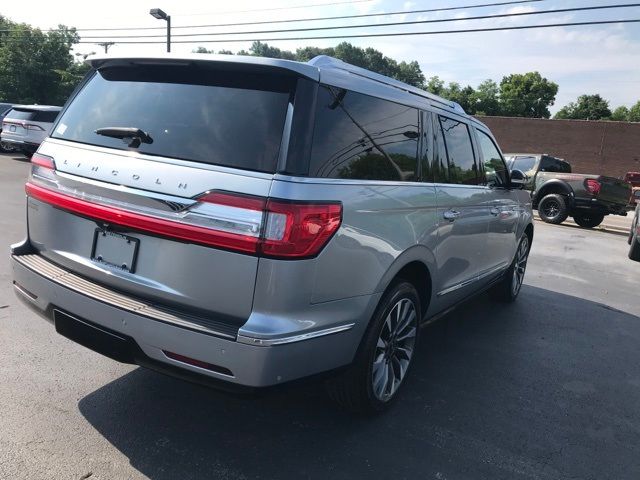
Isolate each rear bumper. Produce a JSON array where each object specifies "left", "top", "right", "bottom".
[
  {"left": 0, "top": 137, "right": 39, "bottom": 152},
  {"left": 11, "top": 250, "right": 368, "bottom": 388},
  {"left": 573, "top": 198, "right": 628, "bottom": 216}
]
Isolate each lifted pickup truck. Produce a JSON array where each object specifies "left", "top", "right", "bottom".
[{"left": 505, "top": 153, "right": 631, "bottom": 228}]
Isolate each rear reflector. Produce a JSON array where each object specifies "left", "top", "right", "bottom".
[
  {"left": 163, "top": 350, "right": 233, "bottom": 376},
  {"left": 25, "top": 180, "right": 342, "bottom": 259}
]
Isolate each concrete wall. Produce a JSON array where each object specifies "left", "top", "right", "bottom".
[{"left": 476, "top": 116, "right": 640, "bottom": 178}]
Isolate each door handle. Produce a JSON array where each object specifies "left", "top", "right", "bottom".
[
  {"left": 443, "top": 210, "right": 460, "bottom": 221},
  {"left": 490, "top": 207, "right": 501, "bottom": 216}
]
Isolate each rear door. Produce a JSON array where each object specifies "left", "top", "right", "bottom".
[
  {"left": 27, "top": 62, "right": 298, "bottom": 328},
  {"left": 432, "top": 114, "right": 491, "bottom": 307}
]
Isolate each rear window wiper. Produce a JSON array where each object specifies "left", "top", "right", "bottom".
[{"left": 95, "top": 127, "right": 153, "bottom": 148}]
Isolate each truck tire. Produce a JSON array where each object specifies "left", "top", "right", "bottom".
[
  {"left": 573, "top": 213, "right": 605, "bottom": 229},
  {"left": 538, "top": 194, "right": 569, "bottom": 224},
  {"left": 326, "top": 280, "right": 420, "bottom": 413}
]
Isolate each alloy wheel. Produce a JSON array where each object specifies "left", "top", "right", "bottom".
[
  {"left": 371, "top": 298, "right": 417, "bottom": 402},
  {"left": 512, "top": 237, "right": 530, "bottom": 296}
]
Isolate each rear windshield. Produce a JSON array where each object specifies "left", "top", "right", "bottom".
[
  {"left": 7, "top": 108, "right": 59, "bottom": 123},
  {"left": 52, "top": 65, "right": 295, "bottom": 173}
]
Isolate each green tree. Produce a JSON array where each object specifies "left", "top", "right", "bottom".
[
  {"left": 611, "top": 106, "right": 630, "bottom": 121},
  {"left": 472, "top": 79, "right": 501, "bottom": 116},
  {"left": 554, "top": 94, "right": 611, "bottom": 120},
  {"left": 442, "top": 82, "right": 476, "bottom": 113},
  {"left": 424, "top": 76, "right": 445, "bottom": 96},
  {"left": 499, "top": 72, "right": 558, "bottom": 118},
  {"left": 629, "top": 101, "right": 640, "bottom": 122},
  {"left": 0, "top": 18, "right": 80, "bottom": 104}
]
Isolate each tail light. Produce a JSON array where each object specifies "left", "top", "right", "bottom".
[
  {"left": 25, "top": 124, "right": 45, "bottom": 131},
  {"left": 585, "top": 179, "right": 601, "bottom": 196},
  {"left": 25, "top": 163, "right": 342, "bottom": 259}
]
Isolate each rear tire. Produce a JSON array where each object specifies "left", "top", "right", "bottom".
[
  {"left": 489, "top": 234, "right": 530, "bottom": 303},
  {"left": 326, "top": 280, "right": 420, "bottom": 414},
  {"left": 573, "top": 212, "right": 605, "bottom": 229},
  {"left": 538, "top": 194, "right": 569, "bottom": 224}
]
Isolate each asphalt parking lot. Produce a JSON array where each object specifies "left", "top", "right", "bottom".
[{"left": 1, "top": 153, "right": 639, "bottom": 480}]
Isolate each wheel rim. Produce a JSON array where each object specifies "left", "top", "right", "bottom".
[
  {"left": 512, "top": 237, "right": 529, "bottom": 296},
  {"left": 542, "top": 200, "right": 560, "bottom": 219},
  {"left": 371, "top": 298, "right": 417, "bottom": 402}
]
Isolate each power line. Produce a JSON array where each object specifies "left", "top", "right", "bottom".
[
  {"left": 1, "top": 0, "right": 545, "bottom": 33},
  {"left": 76, "top": 4, "right": 640, "bottom": 39},
  {"left": 75, "top": 19, "right": 640, "bottom": 44}
]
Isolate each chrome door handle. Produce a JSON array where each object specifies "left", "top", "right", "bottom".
[
  {"left": 443, "top": 210, "right": 460, "bottom": 221},
  {"left": 490, "top": 207, "right": 501, "bottom": 216}
]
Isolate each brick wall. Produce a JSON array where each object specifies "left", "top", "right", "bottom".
[{"left": 476, "top": 116, "right": 640, "bottom": 178}]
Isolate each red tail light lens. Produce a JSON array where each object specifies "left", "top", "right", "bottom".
[
  {"left": 25, "top": 124, "right": 45, "bottom": 131},
  {"left": 25, "top": 174, "right": 342, "bottom": 259},
  {"left": 31, "top": 153, "right": 56, "bottom": 169},
  {"left": 585, "top": 179, "right": 601, "bottom": 196},
  {"left": 261, "top": 200, "right": 342, "bottom": 258}
]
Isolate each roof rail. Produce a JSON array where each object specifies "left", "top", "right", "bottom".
[{"left": 308, "top": 55, "right": 465, "bottom": 115}]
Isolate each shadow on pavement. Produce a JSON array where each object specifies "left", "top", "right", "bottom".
[{"left": 78, "top": 285, "right": 640, "bottom": 480}]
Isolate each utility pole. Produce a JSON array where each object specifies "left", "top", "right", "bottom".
[{"left": 97, "top": 42, "right": 114, "bottom": 54}]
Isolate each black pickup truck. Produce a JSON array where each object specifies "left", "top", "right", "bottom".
[{"left": 505, "top": 153, "right": 631, "bottom": 228}]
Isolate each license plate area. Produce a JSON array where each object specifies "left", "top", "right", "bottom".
[
  {"left": 91, "top": 229, "right": 139, "bottom": 273},
  {"left": 10, "top": 125, "right": 16, "bottom": 132}
]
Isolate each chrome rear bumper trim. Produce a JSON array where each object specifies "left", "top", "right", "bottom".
[
  {"left": 12, "top": 254, "right": 237, "bottom": 340},
  {"left": 237, "top": 323, "right": 355, "bottom": 347}
]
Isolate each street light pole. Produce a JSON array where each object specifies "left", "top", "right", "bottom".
[{"left": 149, "top": 8, "right": 171, "bottom": 52}]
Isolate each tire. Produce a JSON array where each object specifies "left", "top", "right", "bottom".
[
  {"left": 537, "top": 194, "right": 569, "bottom": 224},
  {"left": 326, "top": 280, "right": 420, "bottom": 414},
  {"left": 489, "top": 234, "right": 531, "bottom": 303},
  {"left": 630, "top": 221, "right": 640, "bottom": 262},
  {"left": 22, "top": 150, "right": 33, "bottom": 159},
  {"left": 573, "top": 212, "right": 605, "bottom": 229}
]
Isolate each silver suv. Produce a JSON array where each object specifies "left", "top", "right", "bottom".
[
  {"left": 1, "top": 105, "right": 62, "bottom": 157},
  {"left": 11, "top": 54, "right": 533, "bottom": 412}
]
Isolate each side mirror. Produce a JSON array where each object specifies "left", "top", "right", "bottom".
[{"left": 510, "top": 169, "right": 527, "bottom": 189}]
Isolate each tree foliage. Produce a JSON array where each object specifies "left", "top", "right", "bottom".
[
  {"left": 610, "top": 106, "right": 630, "bottom": 121},
  {"left": 0, "top": 16, "right": 86, "bottom": 105},
  {"left": 629, "top": 101, "right": 640, "bottom": 122},
  {"left": 554, "top": 94, "right": 611, "bottom": 120},
  {"left": 499, "top": 72, "right": 558, "bottom": 118}
]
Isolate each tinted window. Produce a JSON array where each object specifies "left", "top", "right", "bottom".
[
  {"left": 52, "top": 66, "right": 293, "bottom": 173},
  {"left": 7, "top": 109, "right": 37, "bottom": 121},
  {"left": 438, "top": 116, "right": 477, "bottom": 184},
  {"left": 420, "top": 111, "right": 434, "bottom": 182},
  {"left": 557, "top": 160, "right": 571, "bottom": 173},
  {"left": 309, "top": 86, "right": 419, "bottom": 181},
  {"left": 476, "top": 130, "right": 508, "bottom": 187},
  {"left": 510, "top": 155, "right": 537, "bottom": 172},
  {"left": 432, "top": 113, "right": 448, "bottom": 183}
]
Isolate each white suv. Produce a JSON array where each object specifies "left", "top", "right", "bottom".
[{"left": 1, "top": 105, "right": 61, "bottom": 157}]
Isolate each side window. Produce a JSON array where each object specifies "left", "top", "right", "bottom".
[
  {"left": 420, "top": 110, "right": 434, "bottom": 182},
  {"left": 558, "top": 161, "right": 571, "bottom": 173},
  {"left": 539, "top": 157, "right": 555, "bottom": 172},
  {"left": 438, "top": 115, "right": 478, "bottom": 185},
  {"left": 432, "top": 113, "right": 448, "bottom": 183},
  {"left": 309, "top": 86, "right": 419, "bottom": 181},
  {"left": 476, "top": 130, "right": 508, "bottom": 187}
]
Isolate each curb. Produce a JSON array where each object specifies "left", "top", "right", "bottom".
[{"left": 533, "top": 215, "right": 629, "bottom": 236}]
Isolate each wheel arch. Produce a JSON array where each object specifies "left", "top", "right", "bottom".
[
  {"left": 534, "top": 180, "right": 574, "bottom": 208},
  {"left": 374, "top": 245, "right": 435, "bottom": 320}
]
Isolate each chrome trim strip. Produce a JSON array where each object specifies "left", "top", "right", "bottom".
[
  {"left": 13, "top": 282, "right": 38, "bottom": 303},
  {"left": 12, "top": 254, "right": 237, "bottom": 340},
  {"left": 437, "top": 262, "right": 509, "bottom": 297},
  {"left": 237, "top": 323, "right": 355, "bottom": 347}
]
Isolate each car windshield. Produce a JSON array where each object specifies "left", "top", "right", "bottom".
[
  {"left": 51, "top": 65, "right": 296, "bottom": 173},
  {"left": 509, "top": 155, "right": 537, "bottom": 172}
]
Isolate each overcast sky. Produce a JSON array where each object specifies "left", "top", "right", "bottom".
[{"left": 2, "top": 0, "right": 639, "bottom": 113}]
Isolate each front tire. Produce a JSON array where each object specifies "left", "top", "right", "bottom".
[
  {"left": 538, "top": 194, "right": 569, "bottom": 224},
  {"left": 489, "top": 234, "right": 530, "bottom": 303},
  {"left": 573, "top": 212, "right": 605, "bottom": 228},
  {"left": 326, "top": 281, "right": 420, "bottom": 413}
]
